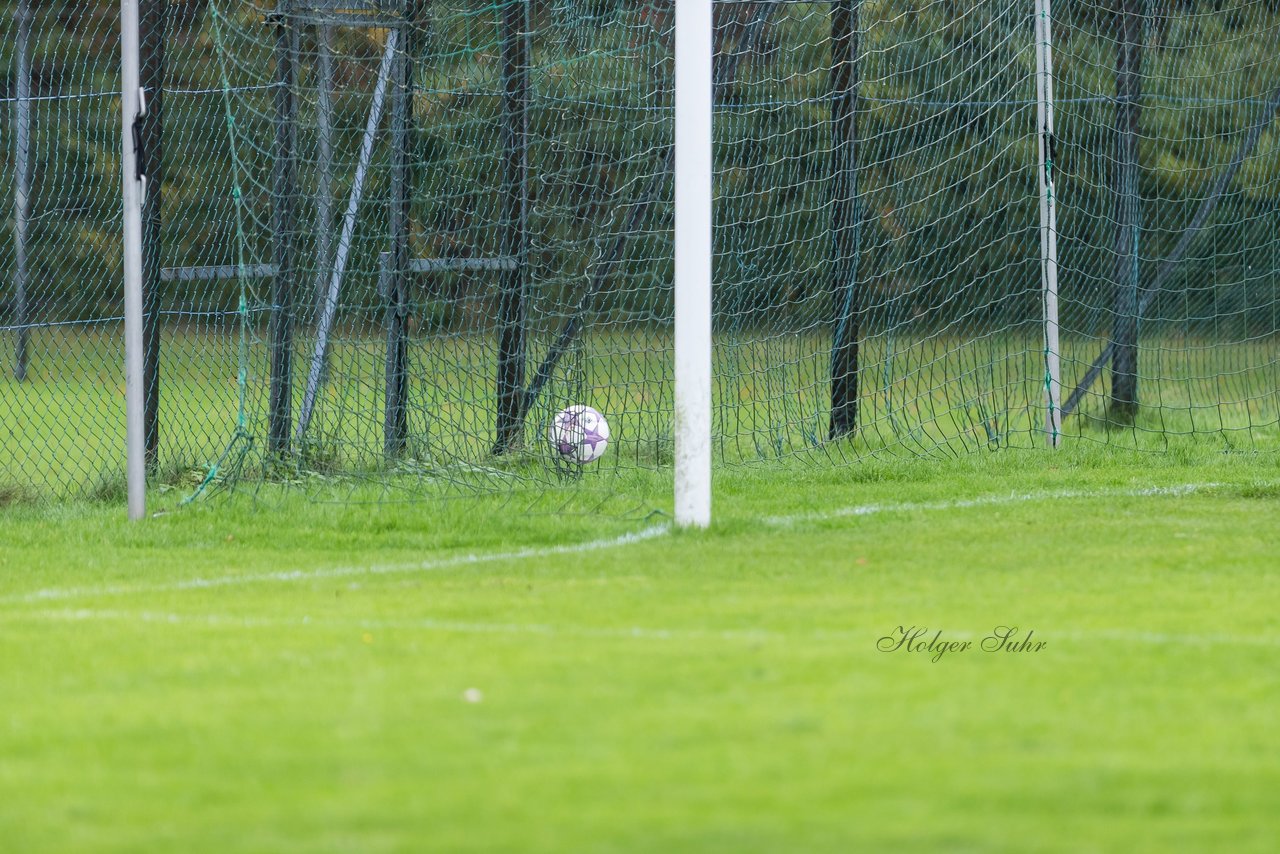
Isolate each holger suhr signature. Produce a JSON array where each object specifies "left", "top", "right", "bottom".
[{"left": 878, "top": 626, "right": 1046, "bottom": 663}]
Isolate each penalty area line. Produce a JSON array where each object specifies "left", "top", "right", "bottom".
[{"left": 0, "top": 524, "right": 671, "bottom": 607}]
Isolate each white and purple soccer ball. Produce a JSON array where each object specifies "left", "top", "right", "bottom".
[{"left": 548, "top": 405, "right": 610, "bottom": 464}]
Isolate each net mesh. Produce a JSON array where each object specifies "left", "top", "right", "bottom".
[{"left": 1, "top": 0, "right": 1278, "bottom": 504}]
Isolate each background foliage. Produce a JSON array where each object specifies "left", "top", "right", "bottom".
[{"left": 1, "top": 1, "right": 1276, "bottom": 331}]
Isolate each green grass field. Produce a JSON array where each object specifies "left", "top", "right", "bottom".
[{"left": 2, "top": 446, "right": 1278, "bottom": 852}]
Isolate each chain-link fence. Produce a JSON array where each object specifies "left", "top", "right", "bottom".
[{"left": 2, "top": 0, "right": 1278, "bottom": 504}]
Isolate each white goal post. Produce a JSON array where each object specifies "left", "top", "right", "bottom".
[
  {"left": 1035, "top": 0, "right": 1062, "bottom": 447},
  {"left": 673, "top": 0, "right": 714, "bottom": 528},
  {"left": 122, "top": 0, "right": 147, "bottom": 520}
]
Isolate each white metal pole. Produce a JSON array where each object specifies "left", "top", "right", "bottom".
[
  {"left": 1035, "top": 0, "right": 1062, "bottom": 447},
  {"left": 674, "top": 0, "right": 714, "bottom": 527},
  {"left": 13, "top": 0, "right": 32, "bottom": 383},
  {"left": 313, "top": 23, "right": 335, "bottom": 318},
  {"left": 122, "top": 0, "right": 147, "bottom": 519}
]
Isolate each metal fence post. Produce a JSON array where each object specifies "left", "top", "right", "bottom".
[
  {"left": 141, "top": 0, "right": 165, "bottom": 469},
  {"left": 829, "top": 0, "right": 861, "bottom": 440},
  {"left": 1110, "top": 0, "right": 1144, "bottom": 418},
  {"left": 494, "top": 0, "right": 531, "bottom": 454},
  {"left": 313, "top": 19, "right": 334, "bottom": 319},
  {"left": 270, "top": 0, "right": 299, "bottom": 455},
  {"left": 12, "top": 0, "right": 32, "bottom": 383},
  {"left": 385, "top": 1, "right": 422, "bottom": 457}
]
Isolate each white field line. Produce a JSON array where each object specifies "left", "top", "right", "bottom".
[
  {"left": 6, "top": 608, "right": 1280, "bottom": 649},
  {"left": 2, "top": 608, "right": 772, "bottom": 643},
  {"left": 763, "top": 482, "right": 1224, "bottom": 526},
  {"left": 0, "top": 524, "right": 671, "bottom": 607},
  {"left": 0, "top": 480, "right": 1249, "bottom": 609}
]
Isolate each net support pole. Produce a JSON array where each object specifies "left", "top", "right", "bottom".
[
  {"left": 674, "top": 0, "right": 714, "bottom": 528},
  {"left": 12, "top": 0, "right": 31, "bottom": 383},
  {"left": 1110, "top": 0, "right": 1144, "bottom": 419},
  {"left": 270, "top": 0, "right": 299, "bottom": 455},
  {"left": 141, "top": 0, "right": 165, "bottom": 469},
  {"left": 1035, "top": 0, "right": 1061, "bottom": 446},
  {"left": 122, "top": 0, "right": 147, "bottom": 520},
  {"left": 494, "top": 0, "right": 531, "bottom": 455},
  {"left": 297, "top": 29, "right": 398, "bottom": 444},
  {"left": 385, "top": 2, "right": 420, "bottom": 457},
  {"left": 829, "top": 0, "right": 861, "bottom": 441}
]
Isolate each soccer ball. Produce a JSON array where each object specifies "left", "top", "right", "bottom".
[{"left": 549, "top": 405, "right": 610, "bottom": 464}]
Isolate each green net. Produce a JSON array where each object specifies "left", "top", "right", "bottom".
[
  {"left": 1, "top": 0, "right": 1278, "bottom": 504},
  {"left": 1055, "top": 2, "right": 1280, "bottom": 441}
]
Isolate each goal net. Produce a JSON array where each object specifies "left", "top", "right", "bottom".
[{"left": 1, "top": 0, "right": 1277, "bottom": 503}]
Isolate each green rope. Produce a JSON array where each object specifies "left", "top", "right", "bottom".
[{"left": 182, "top": 0, "right": 256, "bottom": 505}]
